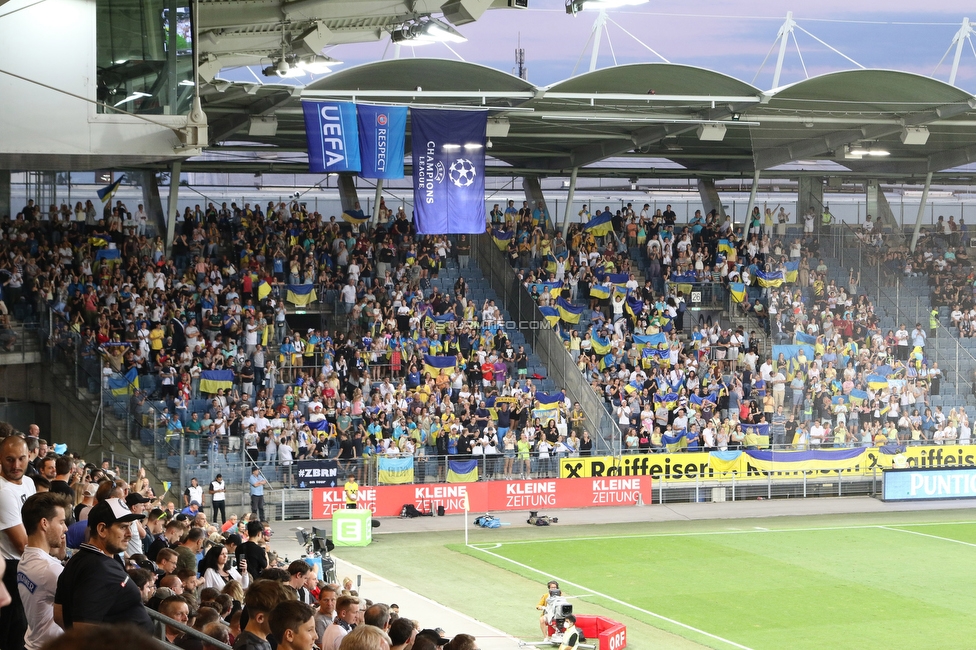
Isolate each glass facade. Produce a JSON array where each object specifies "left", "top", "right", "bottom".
[{"left": 96, "top": 0, "right": 194, "bottom": 115}]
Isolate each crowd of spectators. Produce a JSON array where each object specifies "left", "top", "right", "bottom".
[
  {"left": 0, "top": 425, "right": 484, "bottom": 650},
  {"left": 490, "top": 199, "right": 967, "bottom": 451}
]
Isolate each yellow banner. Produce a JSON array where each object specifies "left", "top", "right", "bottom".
[{"left": 559, "top": 446, "right": 976, "bottom": 482}]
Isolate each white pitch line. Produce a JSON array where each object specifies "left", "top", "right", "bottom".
[
  {"left": 484, "top": 520, "right": 976, "bottom": 546},
  {"left": 471, "top": 545, "right": 755, "bottom": 650},
  {"left": 878, "top": 525, "right": 976, "bottom": 548}
]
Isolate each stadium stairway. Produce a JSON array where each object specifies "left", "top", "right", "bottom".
[{"left": 430, "top": 264, "right": 561, "bottom": 396}]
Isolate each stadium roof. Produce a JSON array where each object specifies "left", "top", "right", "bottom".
[{"left": 192, "top": 59, "right": 976, "bottom": 182}]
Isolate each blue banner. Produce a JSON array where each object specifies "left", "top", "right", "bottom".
[
  {"left": 411, "top": 108, "right": 487, "bottom": 234},
  {"left": 302, "top": 101, "right": 361, "bottom": 173},
  {"left": 357, "top": 104, "right": 406, "bottom": 179}
]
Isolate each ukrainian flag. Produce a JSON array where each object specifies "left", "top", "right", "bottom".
[
  {"left": 589, "top": 284, "right": 611, "bottom": 300},
  {"left": 584, "top": 212, "right": 614, "bottom": 237},
  {"left": 342, "top": 209, "right": 369, "bottom": 225},
  {"left": 729, "top": 282, "right": 746, "bottom": 303},
  {"left": 377, "top": 456, "right": 415, "bottom": 485},
  {"left": 492, "top": 229, "right": 514, "bottom": 250},
  {"left": 286, "top": 284, "right": 318, "bottom": 306},
  {"left": 535, "top": 391, "right": 565, "bottom": 407},
  {"left": 539, "top": 306, "right": 561, "bottom": 328},
  {"left": 663, "top": 430, "right": 689, "bottom": 453},
  {"left": 626, "top": 296, "right": 644, "bottom": 319},
  {"left": 718, "top": 239, "right": 735, "bottom": 256},
  {"left": 532, "top": 406, "right": 560, "bottom": 425},
  {"left": 447, "top": 459, "right": 479, "bottom": 483},
  {"left": 795, "top": 331, "right": 817, "bottom": 345},
  {"left": 257, "top": 280, "right": 272, "bottom": 301},
  {"left": 199, "top": 369, "right": 235, "bottom": 394},
  {"left": 108, "top": 367, "right": 140, "bottom": 396},
  {"left": 624, "top": 380, "right": 642, "bottom": 394},
  {"left": 849, "top": 389, "right": 869, "bottom": 405},
  {"left": 423, "top": 354, "right": 457, "bottom": 377},
  {"left": 590, "top": 328, "right": 612, "bottom": 355},
  {"left": 541, "top": 281, "right": 563, "bottom": 299},
  {"left": 784, "top": 261, "right": 799, "bottom": 283},
  {"left": 88, "top": 237, "right": 109, "bottom": 248},
  {"left": 97, "top": 175, "right": 125, "bottom": 203},
  {"left": 867, "top": 374, "right": 889, "bottom": 390},
  {"left": 756, "top": 270, "right": 785, "bottom": 288},
  {"left": 633, "top": 333, "right": 667, "bottom": 349},
  {"left": 654, "top": 392, "right": 679, "bottom": 410},
  {"left": 556, "top": 297, "right": 583, "bottom": 324}
]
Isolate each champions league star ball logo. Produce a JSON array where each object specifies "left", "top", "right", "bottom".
[{"left": 449, "top": 158, "right": 477, "bottom": 187}]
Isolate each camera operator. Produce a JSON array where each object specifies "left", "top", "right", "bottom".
[{"left": 536, "top": 580, "right": 559, "bottom": 639}]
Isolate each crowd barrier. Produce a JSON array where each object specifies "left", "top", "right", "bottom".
[
  {"left": 558, "top": 445, "right": 976, "bottom": 481},
  {"left": 310, "top": 476, "right": 652, "bottom": 519}
]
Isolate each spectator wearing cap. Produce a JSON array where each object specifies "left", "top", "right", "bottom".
[
  {"left": 182, "top": 500, "right": 202, "bottom": 517},
  {"left": 54, "top": 497, "right": 154, "bottom": 634},
  {"left": 125, "top": 492, "right": 151, "bottom": 559}
]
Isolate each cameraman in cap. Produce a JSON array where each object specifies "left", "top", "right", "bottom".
[
  {"left": 536, "top": 580, "right": 559, "bottom": 639},
  {"left": 558, "top": 614, "right": 581, "bottom": 650}
]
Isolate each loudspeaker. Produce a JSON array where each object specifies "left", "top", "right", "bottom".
[{"left": 437, "top": 505, "right": 445, "bottom": 516}]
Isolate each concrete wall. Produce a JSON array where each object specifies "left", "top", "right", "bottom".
[{"left": 0, "top": 0, "right": 184, "bottom": 167}]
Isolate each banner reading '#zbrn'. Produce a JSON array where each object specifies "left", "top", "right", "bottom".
[
  {"left": 411, "top": 108, "right": 487, "bottom": 235},
  {"left": 311, "top": 477, "right": 652, "bottom": 519}
]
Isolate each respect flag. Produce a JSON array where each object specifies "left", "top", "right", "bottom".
[
  {"left": 199, "top": 370, "right": 234, "bottom": 394},
  {"left": 357, "top": 104, "right": 407, "bottom": 179},
  {"left": 411, "top": 108, "right": 487, "bottom": 234},
  {"left": 286, "top": 284, "right": 318, "bottom": 307},
  {"left": 447, "top": 459, "right": 479, "bottom": 483},
  {"left": 377, "top": 456, "right": 415, "bottom": 485},
  {"left": 302, "top": 101, "right": 361, "bottom": 173},
  {"left": 423, "top": 354, "right": 457, "bottom": 377}
]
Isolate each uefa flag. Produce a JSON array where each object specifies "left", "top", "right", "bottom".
[
  {"left": 302, "top": 101, "right": 361, "bottom": 173},
  {"left": 412, "top": 108, "right": 487, "bottom": 234},
  {"left": 285, "top": 284, "right": 318, "bottom": 307},
  {"left": 357, "top": 104, "right": 407, "bottom": 179}
]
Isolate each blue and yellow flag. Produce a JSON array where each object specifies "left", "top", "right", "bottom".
[
  {"left": 584, "top": 212, "right": 614, "bottom": 237},
  {"left": 756, "top": 270, "right": 785, "bottom": 288},
  {"left": 423, "top": 354, "right": 457, "bottom": 377},
  {"left": 97, "top": 175, "right": 125, "bottom": 202},
  {"left": 590, "top": 328, "right": 612, "bottom": 355},
  {"left": 849, "top": 389, "right": 869, "bottom": 405},
  {"left": 447, "top": 459, "right": 479, "bottom": 483},
  {"left": 257, "top": 280, "right": 272, "bottom": 301},
  {"left": 535, "top": 391, "right": 565, "bottom": 407},
  {"left": 589, "top": 284, "right": 611, "bottom": 300},
  {"left": 492, "top": 229, "right": 514, "bottom": 250},
  {"left": 532, "top": 406, "right": 560, "bottom": 425},
  {"left": 341, "top": 209, "right": 369, "bottom": 225},
  {"left": 718, "top": 239, "right": 735, "bottom": 256},
  {"left": 539, "top": 306, "right": 561, "bottom": 328},
  {"left": 795, "top": 331, "right": 816, "bottom": 345},
  {"left": 199, "top": 369, "right": 234, "bottom": 394},
  {"left": 633, "top": 333, "right": 667, "bottom": 349},
  {"left": 784, "top": 261, "right": 799, "bottom": 283},
  {"left": 88, "top": 237, "right": 109, "bottom": 248},
  {"left": 663, "top": 430, "right": 689, "bottom": 453},
  {"left": 555, "top": 297, "right": 583, "bottom": 324},
  {"left": 626, "top": 296, "right": 644, "bottom": 319},
  {"left": 729, "top": 282, "right": 746, "bottom": 303},
  {"left": 540, "top": 281, "right": 562, "bottom": 299},
  {"left": 867, "top": 374, "right": 889, "bottom": 390},
  {"left": 377, "top": 456, "right": 415, "bottom": 485},
  {"left": 108, "top": 367, "right": 139, "bottom": 396},
  {"left": 286, "top": 284, "right": 318, "bottom": 306}
]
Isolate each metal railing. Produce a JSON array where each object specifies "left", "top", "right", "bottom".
[
  {"left": 147, "top": 607, "right": 232, "bottom": 650},
  {"left": 823, "top": 224, "right": 976, "bottom": 397},
  {"left": 473, "top": 233, "right": 623, "bottom": 454}
]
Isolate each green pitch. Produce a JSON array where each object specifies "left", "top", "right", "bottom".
[{"left": 334, "top": 510, "right": 976, "bottom": 650}]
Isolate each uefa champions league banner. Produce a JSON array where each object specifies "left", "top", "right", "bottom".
[
  {"left": 357, "top": 104, "right": 407, "bottom": 179},
  {"left": 302, "top": 101, "right": 362, "bottom": 173},
  {"left": 411, "top": 108, "right": 487, "bottom": 234}
]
